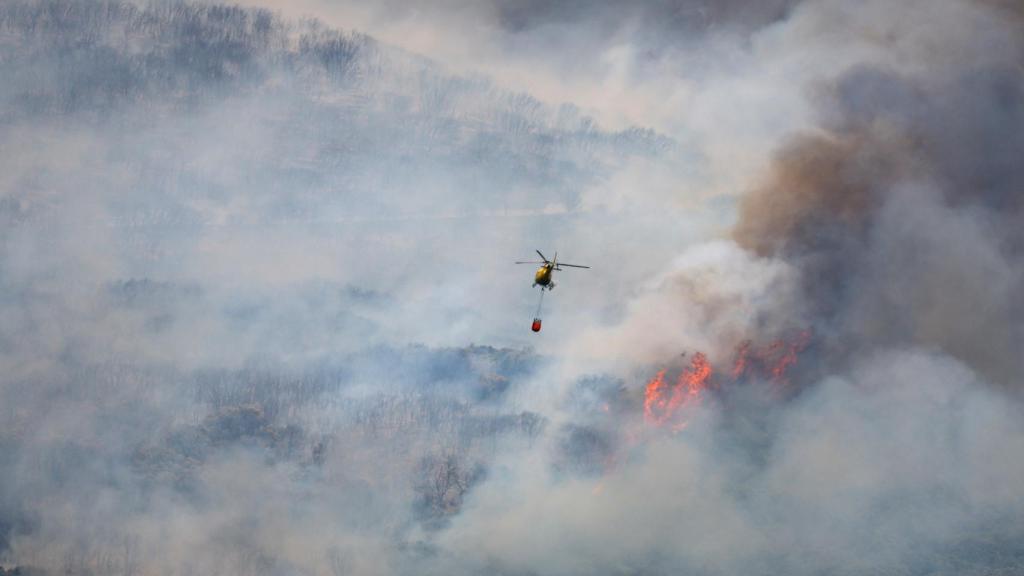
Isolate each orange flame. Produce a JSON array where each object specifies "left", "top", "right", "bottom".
[
  {"left": 643, "top": 331, "right": 812, "bottom": 428},
  {"left": 643, "top": 352, "right": 712, "bottom": 427},
  {"left": 643, "top": 369, "right": 668, "bottom": 423},
  {"left": 732, "top": 330, "right": 811, "bottom": 385},
  {"left": 732, "top": 340, "right": 751, "bottom": 379}
]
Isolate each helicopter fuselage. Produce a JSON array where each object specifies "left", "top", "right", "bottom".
[
  {"left": 534, "top": 264, "right": 553, "bottom": 287},
  {"left": 518, "top": 251, "right": 586, "bottom": 293}
]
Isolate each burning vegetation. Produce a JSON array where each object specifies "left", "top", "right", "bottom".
[
  {"left": 643, "top": 353, "right": 713, "bottom": 428},
  {"left": 643, "top": 331, "right": 812, "bottom": 428}
]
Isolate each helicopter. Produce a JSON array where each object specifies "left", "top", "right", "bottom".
[
  {"left": 516, "top": 251, "right": 589, "bottom": 332},
  {"left": 516, "top": 250, "right": 589, "bottom": 291}
]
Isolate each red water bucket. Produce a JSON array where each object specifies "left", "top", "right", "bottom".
[{"left": 531, "top": 318, "right": 542, "bottom": 332}]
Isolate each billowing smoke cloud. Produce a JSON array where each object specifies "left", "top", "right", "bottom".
[
  {"left": 2, "top": 0, "right": 1024, "bottom": 575},
  {"left": 734, "top": 12, "right": 1024, "bottom": 385}
]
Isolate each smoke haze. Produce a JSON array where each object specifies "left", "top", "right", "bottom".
[{"left": 1, "top": 0, "right": 1023, "bottom": 574}]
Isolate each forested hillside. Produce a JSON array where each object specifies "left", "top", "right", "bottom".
[{"left": 0, "top": 2, "right": 657, "bottom": 574}]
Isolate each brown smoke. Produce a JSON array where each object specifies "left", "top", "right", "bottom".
[
  {"left": 731, "top": 123, "right": 923, "bottom": 343},
  {"left": 731, "top": 59, "right": 1024, "bottom": 386},
  {"left": 733, "top": 130, "right": 916, "bottom": 259},
  {"left": 981, "top": 0, "right": 1024, "bottom": 19}
]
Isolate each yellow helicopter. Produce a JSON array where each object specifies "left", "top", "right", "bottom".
[{"left": 516, "top": 250, "right": 589, "bottom": 291}]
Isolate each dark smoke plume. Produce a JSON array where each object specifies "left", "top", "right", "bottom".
[{"left": 734, "top": 56, "right": 1024, "bottom": 386}]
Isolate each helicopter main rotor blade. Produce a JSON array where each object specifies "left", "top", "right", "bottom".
[
  {"left": 536, "top": 250, "right": 549, "bottom": 262},
  {"left": 515, "top": 261, "right": 547, "bottom": 264},
  {"left": 556, "top": 263, "right": 590, "bottom": 269}
]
